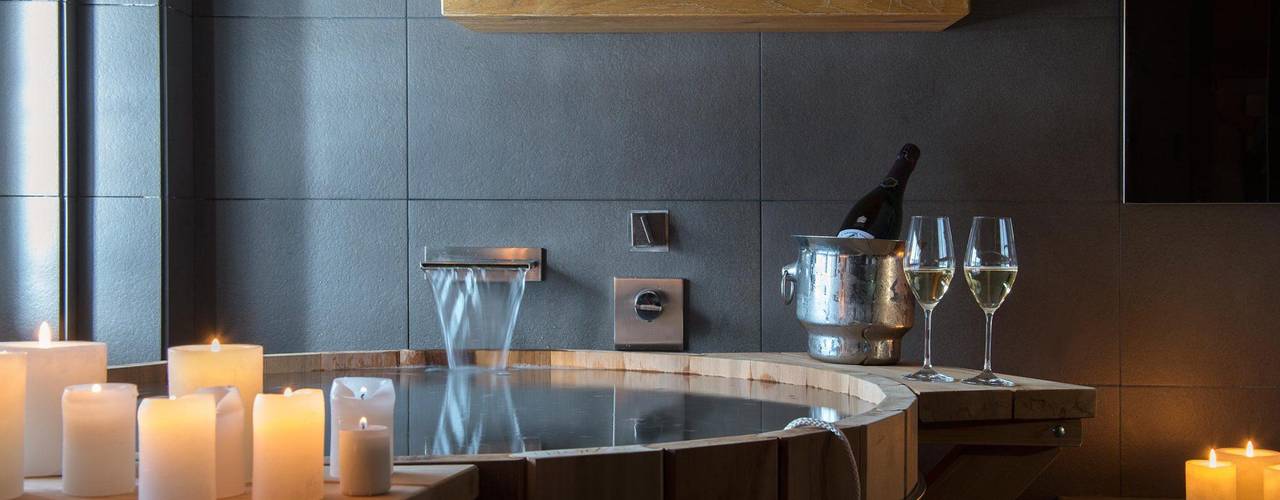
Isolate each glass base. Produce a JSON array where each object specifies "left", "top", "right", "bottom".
[
  {"left": 961, "top": 370, "right": 1015, "bottom": 387},
  {"left": 904, "top": 367, "right": 955, "bottom": 383}
]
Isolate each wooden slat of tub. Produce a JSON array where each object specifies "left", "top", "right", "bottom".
[
  {"left": 765, "top": 427, "right": 860, "bottom": 500},
  {"left": 649, "top": 435, "right": 778, "bottom": 500},
  {"left": 519, "top": 446, "right": 662, "bottom": 500},
  {"left": 409, "top": 455, "right": 527, "bottom": 500}
]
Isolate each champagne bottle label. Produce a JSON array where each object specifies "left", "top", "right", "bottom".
[{"left": 836, "top": 228, "right": 875, "bottom": 239}]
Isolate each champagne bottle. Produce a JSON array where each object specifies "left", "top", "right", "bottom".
[{"left": 835, "top": 143, "right": 920, "bottom": 240}]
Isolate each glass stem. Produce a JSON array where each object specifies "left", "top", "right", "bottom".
[
  {"left": 982, "top": 310, "right": 995, "bottom": 373},
  {"left": 921, "top": 308, "right": 934, "bottom": 369}
]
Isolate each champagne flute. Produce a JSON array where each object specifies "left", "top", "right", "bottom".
[
  {"left": 902, "top": 216, "right": 956, "bottom": 383},
  {"left": 961, "top": 216, "right": 1019, "bottom": 387}
]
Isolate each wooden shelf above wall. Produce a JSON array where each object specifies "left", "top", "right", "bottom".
[{"left": 441, "top": 0, "right": 969, "bottom": 33}]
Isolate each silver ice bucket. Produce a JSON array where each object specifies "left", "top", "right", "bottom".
[{"left": 780, "top": 236, "right": 914, "bottom": 365}]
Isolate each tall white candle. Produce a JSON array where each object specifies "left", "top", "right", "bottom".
[
  {"left": 0, "top": 352, "right": 25, "bottom": 500},
  {"left": 62, "top": 383, "right": 137, "bottom": 497},
  {"left": 138, "top": 394, "right": 216, "bottom": 500},
  {"left": 254, "top": 388, "right": 324, "bottom": 500},
  {"left": 0, "top": 322, "right": 107, "bottom": 476},
  {"left": 339, "top": 418, "right": 391, "bottom": 497},
  {"left": 195, "top": 386, "right": 246, "bottom": 499},
  {"left": 329, "top": 377, "right": 394, "bottom": 477},
  {"left": 169, "top": 340, "right": 262, "bottom": 477},
  {"left": 1188, "top": 449, "right": 1238, "bottom": 500},
  {"left": 1221, "top": 442, "right": 1280, "bottom": 500}
]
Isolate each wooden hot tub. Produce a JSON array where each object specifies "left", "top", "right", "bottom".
[{"left": 106, "top": 349, "right": 1095, "bottom": 500}]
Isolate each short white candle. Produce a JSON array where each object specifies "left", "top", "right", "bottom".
[
  {"left": 329, "top": 377, "right": 394, "bottom": 477},
  {"left": 253, "top": 388, "right": 324, "bottom": 500},
  {"left": 1264, "top": 464, "right": 1280, "bottom": 500},
  {"left": 169, "top": 340, "right": 263, "bottom": 478},
  {"left": 194, "top": 386, "right": 246, "bottom": 499},
  {"left": 339, "top": 417, "right": 391, "bottom": 497},
  {"left": 0, "top": 321, "right": 107, "bottom": 476},
  {"left": 62, "top": 383, "right": 137, "bottom": 497},
  {"left": 1220, "top": 442, "right": 1280, "bottom": 500},
  {"left": 0, "top": 352, "right": 26, "bottom": 500},
  {"left": 1188, "top": 449, "right": 1238, "bottom": 500},
  {"left": 138, "top": 394, "right": 216, "bottom": 500}
]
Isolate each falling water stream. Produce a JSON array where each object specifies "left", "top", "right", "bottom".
[{"left": 424, "top": 266, "right": 528, "bottom": 369}]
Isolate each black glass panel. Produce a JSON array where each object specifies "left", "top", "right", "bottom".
[{"left": 1126, "top": 0, "right": 1279, "bottom": 202}]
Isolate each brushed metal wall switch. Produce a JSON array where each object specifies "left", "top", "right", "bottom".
[{"left": 614, "top": 277, "right": 684, "bottom": 351}]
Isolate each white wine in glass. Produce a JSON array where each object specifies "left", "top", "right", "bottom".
[
  {"left": 903, "top": 216, "right": 956, "bottom": 383},
  {"left": 962, "top": 217, "right": 1018, "bottom": 387}
]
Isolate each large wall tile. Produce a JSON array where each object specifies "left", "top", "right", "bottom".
[
  {"left": 76, "top": 197, "right": 161, "bottom": 364},
  {"left": 1121, "top": 204, "right": 1280, "bottom": 387},
  {"left": 1021, "top": 386, "right": 1120, "bottom": 499},
  {"left": 407, "top": 0, "right": 440, "bottom": 18},
  {"left": 760, "top": 15, "right": 1119, "bottom": 203},
  {"left": 215, "top": 200, "right": 407, "bottom": 353},
  {"left": 1121, "top": 386, "right": 1280, "bottom": 498},
  {"left": 195, "top": 0, "right": 403, "bottom": 18},
  {"left": 761, "top": 201, "right": 1119, "bottom": 385},
  {"left": 79, "top": 5, "right": 161, "bottom": 197},
  {"left": 211, "top": 18, "right": 407, "bottom": 199},
  {"left": 0, "top": 197, "right": 61, "bottom": 341},
  {"left": 408, "top": 20, "right": 759, "bottom": 200},
  {"left": 408, "top": 200, "right": 760, "bottom": 352},
  {"left": 0, "top": 1, "right": 60, "bottom": 196}
]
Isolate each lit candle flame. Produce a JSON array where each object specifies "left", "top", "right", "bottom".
[
  {"left": 284, "top": 387, "right": 293, "bottom": 397},
  {"left": 37, "top": 321, "right": 52, "bottom": 347},
  {"left": 1247, "top": 441, "right": 1255, "bottom": 457},
  {"left": 360, "top": 386, "right": 368, "bottom": 399},
  {"left": 91, "top": 384, "right": 102, "bottom": 393},
  {"left": 211, "top": 338, "right": 221, "bottom": 352},
  {"left": 1210, "top": 449, "right": 1218, "bottom": 466},
  {"left": 359, "top": 417, "right": 368, "bottom": 430}
]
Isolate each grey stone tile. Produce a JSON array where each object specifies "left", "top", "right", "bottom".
[
  {"left": 1022, "top": 386, "right": 1120, "bottom": 499},
  {"left": 214, "top": 200, "right": 408, "bottom": 353},
  {"left": 408, "top": 20, "right": 759, "bottom": 200},
  {"left": 408, "top": 200, "right": 760, "bottom": 353},
  {"left": 167, "top": 199, "right": 216, "bottom": 347},
  {"left": 0, "top": 197, "right": 61, "bottom": 341},
  {"left": 194, "top": 0, "right": 403, "bottom": 18},
  {"left": 407, "top": 0, "right": 440, "bottom": 18},
  {"left": 1121, "top": 386, "right": 1280, "bottom": 498},
  {"left": 166, "top": 8, "right": 198, "bottom": 198},
  {"left": 760, "top": 15, "right": 1119, "bottom": 203},
  {"left": 79, "top": 4, "right": 162, "bottom": 197},
  {"left": 211, "top": 18, "right": 407, "bottom": 199},
  {"left": 1121, "top": 205, "right": 1280, "bottom": 387},
  {"left": 76, "top": 197, "right": 162, "bottom": 364},
  {"left": 761, "top": 201, "right": 1119, "bottom": 385},
  {"left": 0, "top": 1, "right": 60, "bottom": 196}
]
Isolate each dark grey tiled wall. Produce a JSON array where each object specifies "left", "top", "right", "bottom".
[{"left": 3, "top": 0, "right": 1270, "bottom": 496}]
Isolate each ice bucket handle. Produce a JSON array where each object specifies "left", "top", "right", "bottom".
[{"left": 780, "top": 262, "right": 797, "bottom": 305}]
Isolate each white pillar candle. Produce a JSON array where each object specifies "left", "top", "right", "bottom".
[
  {"left": 0, "top": 352, "right": 25, "bottom": 500},
  {"left": 1188, "top": 449, "right": 1238, "bottom": 500},
  {"left": 1264, "top": 464, "right": 1280, "bottom": 500},
  {"left": 0, "top": 322, "right": 107, "bottom": 476},
  {"left": 329, "top": 377, "right": 394, "bottom": 477},
  {"left": 195, "top": 386, "right": 246, "bottom": 499},
  {"left": 169, "top": 340, "right": 262, "bottom": 478},
  {"left": 61, "top": 383, "right": 137, "bottom": 497},
  {"left": 1221, "top": 442, "right": 1280, "bottom": 500},
  {"left": 339, "top": 418, "right": 391, "bottom": 497},
  {"left": 253, "top": 388, "right": 324, "bottom": 500},
  {"left": 138, "top": 394, "right": 216, "bottom": 500}
]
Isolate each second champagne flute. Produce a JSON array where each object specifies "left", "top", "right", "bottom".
[
  {"left": 902, "top": 216, "right": 956, "bottom": 382},
  {"left": 962, "top": 216, "right": 1019, "bottom": 387}
]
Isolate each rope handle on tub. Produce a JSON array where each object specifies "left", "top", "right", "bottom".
[{"left": 784, "top": 417, "right": 862, "bottom": 500}]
